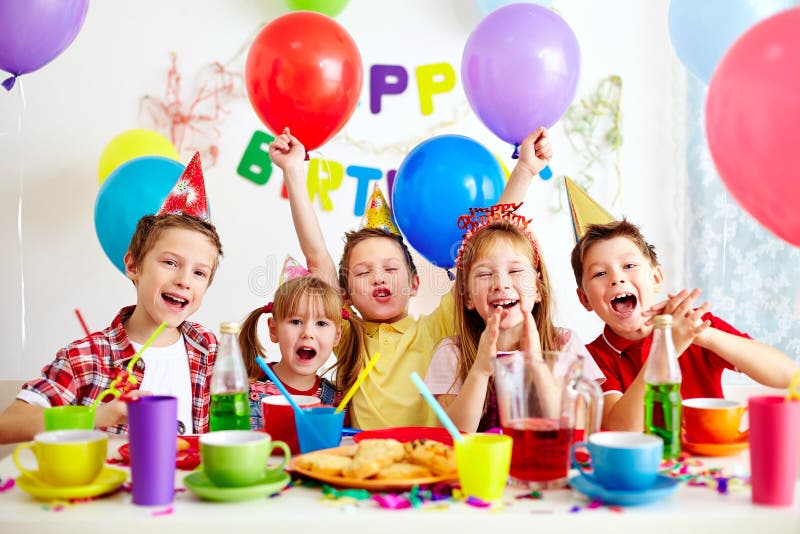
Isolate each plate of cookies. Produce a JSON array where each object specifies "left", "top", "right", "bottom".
[{"left": 289, "top": 438, "right": 459, "bottom": 490}]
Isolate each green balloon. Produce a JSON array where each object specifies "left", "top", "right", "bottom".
[{"left": 285, "top": 0, "right": 350, "bottom": 17}]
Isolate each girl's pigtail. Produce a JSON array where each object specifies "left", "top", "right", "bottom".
[
  {"left": 331, "top": 308, "right": 367, "bottom": 398},
  {"left": 239, "top": 306, "right": 270, "bottom": 381}
]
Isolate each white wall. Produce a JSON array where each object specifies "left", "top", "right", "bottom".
[{"left": 0, "top": 0, "right": 685, "bottom": 380}]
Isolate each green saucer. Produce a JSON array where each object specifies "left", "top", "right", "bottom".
[
  {"left": 183, "top": 470, "right": 290, "bottom": 502},
  {"left": 16, "top": 467, "right": 127, "bottom": 501}
]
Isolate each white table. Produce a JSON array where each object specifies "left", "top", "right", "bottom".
[{"left": 1, "top": 437, "right": 798, "bottom": 534}]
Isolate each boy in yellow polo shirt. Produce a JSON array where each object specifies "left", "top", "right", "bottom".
[{"left": 269, "top": 127, "right": 552, "bottom": 429}]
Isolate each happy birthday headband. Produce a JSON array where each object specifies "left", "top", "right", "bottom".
[{"left": 455, "top": 202, "right": 540, "bottom": 270}]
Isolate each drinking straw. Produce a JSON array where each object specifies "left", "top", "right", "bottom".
[
  {"left": 409, "top": 371, "right": 464, "bottom": 444},
  {"left": 335, "top": 352, "right": 381, "bottom": 414},
  {"left": 255, "top": 356, "right": 303, "bottom": 413},
  {"left": 786, "top": 369, "right": 800, "bottom": 402},
  {"left": 74, "top": 309, "right": 99, "bottom": 355},
  {"left": 92, "top": 321, "right": 167, "bottom": 408}
]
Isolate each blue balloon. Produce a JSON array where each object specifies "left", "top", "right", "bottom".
[
  {"left": 94, "top": 156, "right": 185, "bottom": 274},
  {"left": 393, "top": 135, "right": 505, "bottom": 269},
  {"left": 668, "top": 0, "right": 792, "bottom": 84}
]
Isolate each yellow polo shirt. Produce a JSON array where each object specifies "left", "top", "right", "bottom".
[{"left": 340, "top": 291, "right": 455, "bottom": 430}]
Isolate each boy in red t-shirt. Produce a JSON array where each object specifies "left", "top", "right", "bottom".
[{"left": 570, "top": 219, "right": 798, "bottom": 431}]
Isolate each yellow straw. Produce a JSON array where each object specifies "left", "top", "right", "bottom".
[
  {"left": 335, "top": 352, "right": 381, "bottom": 414},
  {"left": 92, "top": 322, "right": 168, "bottom": 407},
  {"left": 786, "top": 369, "right": 800, "bottom": 402}
]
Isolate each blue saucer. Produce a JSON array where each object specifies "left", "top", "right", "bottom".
[{"left": 569, "top": 473, "right": 679, "bottom": 506}]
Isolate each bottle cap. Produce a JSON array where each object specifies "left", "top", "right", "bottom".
[
  {"left": 220, "top": 322, "right": 241, "bottom": 334},
  {"left": 653, "top": 314, "right": 672, "bottom": 328}
]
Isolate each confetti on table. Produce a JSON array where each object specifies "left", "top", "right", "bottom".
[
  {"left": 0, "top": 478, "right": 15, "bottom": 492},
  {"left": 151, "top": 506, "right": 174, "bottom": 517}
]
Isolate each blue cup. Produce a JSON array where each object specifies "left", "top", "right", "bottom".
[
  {"left": 295, "top": 407, "right": 344, "bottom": 453},
  {"left": 571, "top": 431, "right": 663, "bottom": 491}
]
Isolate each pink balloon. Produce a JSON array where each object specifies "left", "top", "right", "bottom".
[{"left": 706, "top": 7, "right": 800, "bottom": 246}]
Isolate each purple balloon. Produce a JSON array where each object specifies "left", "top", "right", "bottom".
[
  {"left": 462, "top": 4, "right": 580, "bottom": 149},
  {"left": 0, "top": 0, "right": 89, "bottom": 90}
]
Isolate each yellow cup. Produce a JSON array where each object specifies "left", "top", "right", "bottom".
[
  {"left": 454, "top": 433, "right": 513, "bottom": 501},
  {"left": 14, "top": 430, "right": 107, "bottom": 487}
]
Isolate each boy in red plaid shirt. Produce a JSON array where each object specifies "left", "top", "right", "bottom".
[{"left": 0, "top": 154, "right": 224, "bottom": 442}]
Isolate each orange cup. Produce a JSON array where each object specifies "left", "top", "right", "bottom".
[
  {"left": 682, "top": 398, "right": 749, "bottom": 444},
  {"left": 261, "top": 395, "right": 321, "bottom": 454}
]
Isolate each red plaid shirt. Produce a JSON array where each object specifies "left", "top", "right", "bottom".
[{"left": 22, "top": 306, "right": 217, "bottom": 434}]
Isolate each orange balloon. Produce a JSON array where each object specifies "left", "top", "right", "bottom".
[{"left": 245, "top": 12, "right": 363, "bottom": 152}]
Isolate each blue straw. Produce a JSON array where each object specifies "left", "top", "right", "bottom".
[
  {"left": 409, "top": 372, "right": 464, "bottom": 444},
  {"left": 255, "top": 356, "right": 303, "bottom": 414}
]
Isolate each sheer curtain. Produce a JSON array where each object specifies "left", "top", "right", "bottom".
[{"left": 684, "top": 76, "right": 800, "bottom": 383}]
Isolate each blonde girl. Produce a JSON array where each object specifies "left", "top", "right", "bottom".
[{"left": 239, "top": 276, "right": 364, "bottom": 429}]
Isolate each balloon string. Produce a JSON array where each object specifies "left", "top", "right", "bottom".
[{"left": 16, "top": 80, "right": 27, "bottom": 350}]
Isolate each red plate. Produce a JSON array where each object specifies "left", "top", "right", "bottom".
[
  {"left": 353, "top": 426, "right": 457, "bottom": 446},
  {"left": 117, "top": 435, "right": 201, "bottom": 470}
]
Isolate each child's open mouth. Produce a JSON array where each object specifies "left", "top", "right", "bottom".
[
  {"left": 297, "top": 347, "right": 317, "bottom": 361},
  {"left": 162, "top": 293, "right": 188, "bottom": 309},
  {"left": 372, "top": 287, "right": 392, "bottom": 299},
  {"left": 610, "top": 293, "right": 637, "bottom": 315},
  {"left": 491, "top": 299, "right": 518, "bottom": 310}
]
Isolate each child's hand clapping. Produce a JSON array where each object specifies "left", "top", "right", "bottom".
[
  {"left": 519, "top": 295, "right": 543, "bottom": 357},
  {"left": 268, "top": 127, "right": 306, "bottom": 174},
  {"left": 474, "top": 308, "right": 502, "bottom": 377},
  {"left": 644, "top": 288, "right": 711, "bottom": 354},
  {"left": 516, "top": 127, "right": 553, "bottom": 177}
]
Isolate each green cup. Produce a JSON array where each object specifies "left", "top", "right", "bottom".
[
  {"left": 199, "top": 430, "right": 290, "bottom": 487},
  {"left": 44, "top": 406, "right": 95, "bottom": 431},
  {"left": 455, "top": 433, "right": 513, "bottom": 501}
]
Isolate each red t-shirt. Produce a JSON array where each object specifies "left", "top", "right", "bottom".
[{"left": 586, "top": 313, "right": 749, "bottom": 400}]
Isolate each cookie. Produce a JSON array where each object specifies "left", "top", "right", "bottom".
[
  {"left": 405, "top": 438, "right": 457, "bottom": 475},
  {"left": 375, "top": 462, "right": 433, "bottom": 480},
  {"left": 343, "top": 439, "right": 406, "bottom": 479},
  {"left": 295, "top": 453, "right": 352, "bottom": 476}
]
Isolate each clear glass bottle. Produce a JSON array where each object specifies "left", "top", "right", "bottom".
[
  {"left": 643, "top": 314, "right": 682, "bottom": 460},
  {"left": 209, "top": 322, "right": 250, "bottom": 431}
]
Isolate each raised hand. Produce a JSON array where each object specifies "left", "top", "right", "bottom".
[
  {"left": 516, "top": 127, "right": 553, "bottom": 177},
  {"left": 268, "top": 127, "right": 306, "bottom": 174}
]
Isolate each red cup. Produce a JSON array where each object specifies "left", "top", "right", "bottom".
[
  {"left": 749, "top": 395, "right": 800, "bottom": 506},
  {"left": 261, "top": 395, "right": 321, "bottom": 454}
]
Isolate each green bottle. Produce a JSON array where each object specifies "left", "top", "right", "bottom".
[
  {"left": 209, "top": 322, "right": 251, "bottom": 431},
  {"left": 644, "top": 314, "right": 682, "bottom": 460}
]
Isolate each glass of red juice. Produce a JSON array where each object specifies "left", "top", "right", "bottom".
[{"left": 494, "top": 351, "right": 602, "bottom": 488}]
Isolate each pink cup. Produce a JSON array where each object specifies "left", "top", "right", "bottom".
[
  {"left": 748, "top": 395, "right": 800, "bottom": 506},
  {"left": 261, "top": 395, "right": 321, "bottom": 454}
]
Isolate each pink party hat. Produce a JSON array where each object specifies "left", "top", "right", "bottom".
[
  {"left": 359, "top": 183, "right": 400, "bottom": 235},
  {"left": 278, "top": 255, "right": 312, "bottom": 286},
  {"left": 157, "top": 152, "right": 210, "bottom": 221}
]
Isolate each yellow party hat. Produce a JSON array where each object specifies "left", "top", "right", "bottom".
[
  {"left": 359, "top": 183, "right": 400, "bottom": 235},
  {"left": 565, "top": 177, "right": 615, "bottom": 242}
]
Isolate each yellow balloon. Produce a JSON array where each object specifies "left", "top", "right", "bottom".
[{"left": 98, "top": 129, "right": 180, "bottom": 184}]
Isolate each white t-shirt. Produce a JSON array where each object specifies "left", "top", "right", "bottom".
[
  {"left": 424, "top": 328, "right": 605, "bottom": 395},
  {"left": 135, "top": 336, "right": 193, "bottom": 434}
]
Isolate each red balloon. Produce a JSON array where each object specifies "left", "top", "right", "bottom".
[
  {"left": 706, "top": 7, "right": 800, "bottom": 246},
  {"left": 245, "top": 12, "right": 363, "bottom": 152}
]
